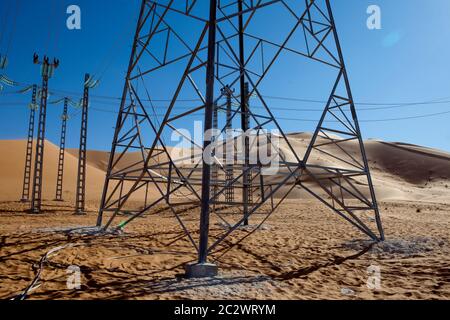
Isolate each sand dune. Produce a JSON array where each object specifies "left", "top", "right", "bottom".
[
  {"left": 0, "top": 140, "right": 106, "bottom": 202},
  {"left": 285, "top": 133, "right": 450, "bottom": 203},
  {"left": 2, "top": 136, "right": 450, "bottom": 205}
]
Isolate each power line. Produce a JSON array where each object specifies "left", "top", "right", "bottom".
[
  {"left": 3, "top": 99, "right": 450, "bottom": 123},
  {"left": 4, "top": 79, "right": 450, "bottom": 122},
  {"left": 261, "top": 94, "right": 450, "bottom": 106},
  {"left": 4, "top": 97, "right": 450, "bottom": 113},
  {"left": 49, "top": 0, "right": 64, "bottom": 55},
  {"left": 91, "top": 14, "right": 138, "bottom": 81},
  {"left": 4, "top": 82, "right": 450, "bottom": 110},
  {"left": 0, "top": 0, "right": 13, "bottom": 52},
  {"left": 5, "top": 0, "right": 21, "bottom": 56},
  {"left": 279, "top": 110, "right": 450, "bottom": 123},
  {"left": 4, "top": 88, "right": 450, "bottom": 112},
  {"left": 72, "top": 105, "right": 450, "bottom": 123}
]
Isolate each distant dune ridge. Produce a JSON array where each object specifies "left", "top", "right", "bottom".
[{"left": 1, "top": 134, "right": 450, "bottom": 204}]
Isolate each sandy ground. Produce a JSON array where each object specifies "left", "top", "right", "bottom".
[
  {"left": 0, "top": 199, "right": 449, "bottom": 300},
  {"left": 0, "top": 138, "right": 449, "bottom": 300}
]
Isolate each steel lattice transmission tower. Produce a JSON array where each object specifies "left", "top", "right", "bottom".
[
  {"left": 30, "top": 54, "right": 59, "bottom": 214},
  {"left": 20, "top": 84, "right": 38, "bottom": 202},
  {"left": 75, "top": 74, "right": 92, "bottom": 215},
  {"left": 97, "top": 0, "right": 384, "bottom": 277},
  {"left": 54, "top": 98, "right": 69, "bottom": 202}
]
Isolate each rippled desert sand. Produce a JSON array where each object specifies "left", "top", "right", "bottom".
[
  {"left": 0, "top": 138, "right": 449, "bottom": 300},
  {"left": 0, "top": 199, "right": 448, "bottom": 300}
]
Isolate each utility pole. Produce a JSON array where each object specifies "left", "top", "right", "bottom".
[
  {"left": 75, "top": 74, "right": 91, "bottom": 215},
  {"left": 242, "top": 81, "right": 251, "bottom": 225},
  {"left": 20, "top": 85, "right": 38, "bottom": 202},
  {"left": 211, "top": 102, "right": 219, "bottom": 210},
  {"left": 191, "top": 140, "right": 195, "bottom": 164},
  {"left": 238, "top": 0, "right": 250, "bottom": 226},
  {"left": 30, "top": 54, "right": 59, "bottom": 214},
  {"left": 55, "top": 98, "right": 69, "bottom": 202},
  {"left": 222, "top": 85, "right": 235, "bottom": 204},
  {"left": 244, "top": 82, "right": 253, "bottom": 207}
]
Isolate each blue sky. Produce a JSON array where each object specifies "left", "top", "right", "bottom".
[{"left": 1, "top": 0, "right": 450, "bottom": 151}]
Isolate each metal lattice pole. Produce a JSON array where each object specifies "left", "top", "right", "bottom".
[
  {"left": 30, "top": 54, "right": 59, "bottom": 213},
  {"left": 238, "top": 0, "right": 250, "bottom": 226},
  {"left": 20, "top": 85, "right": 38, "bottom": 202},
  {"left": 191, "top": 141, "right": 195, "bottom": 164},
  {"left": 212, "top": 102, "right": 219, "bottom": 210},
  {"left": 222, "top": 85, "right": 235, "bottom": 203},
  {"left": 55, "top": 98, "right": 69, "bottom": 202},
  {"left": 243, "top": 82, "right": 253, "bottom": 207},
  {"left": 75, "top": 74, "right": 90, "bottom": 215}
]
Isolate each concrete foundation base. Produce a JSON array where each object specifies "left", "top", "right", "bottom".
[{"left": 184, "top": 262, "right": 218, "bottom": 278}]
